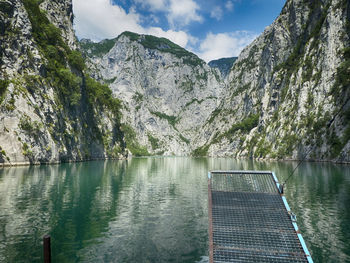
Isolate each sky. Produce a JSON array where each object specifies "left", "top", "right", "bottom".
[{"left": 72, "top": 0, "right": 286, "bottom": 62}]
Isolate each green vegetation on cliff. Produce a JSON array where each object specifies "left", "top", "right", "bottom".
[
  {"left": 21, "top": 0, "right": 126, "bottom": 159},
  {"left": 150, "top": 111, "right": 178, "bottom": 128},
  {"left": 79, "top": 38, "right": 117, "bottom": 57},
  {"left": 192, "top": 145, "right": 210, "bottom": 157},
  {"left": 193, "top": 114, "right": 260, "bottom": 157},
  {"left": 332, "top": 47, "right": 350, "bottom": 101},
  {"left": 80, "top": 30, "right": 204, "bottom": 67},
  {"left": 223, "top": 114, "right": 259, "bottom": 137},
  {"left": 23, "top": 0, "right": 122, "bottom": 114},
  {"left": 147, "top": 133, "right": 160, "bottom": 150},
  {"left": 23, "top": 0, "right": 83, "bottom": 106},
  {"left": 0, "top": 79, "right": 9, "bottom": 104},
  {"left": 85, "top": 76, "right": 121, "bottom": 115},
  {"left": 121, "top": 124, "right": 149, "bottom": 156},
  {"left": 117, "top": 31, "right": 205, "bottom": 67},
  {"left": 273, "top": 2, "right": 331, "bottom": 101}
]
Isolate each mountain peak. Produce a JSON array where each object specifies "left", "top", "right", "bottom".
[
  {"left": 120, "top": 31, "right": 205, "bottom": 66},
  {"left": 79, "top": 31, "right": 205, "bottom": 67}
]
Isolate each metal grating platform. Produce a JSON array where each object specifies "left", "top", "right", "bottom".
[{"left": 208, "top": 171, "right": 313, "bottom": 263}]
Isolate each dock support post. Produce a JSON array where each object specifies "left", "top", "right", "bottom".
[{"left": 43, "top": 235, "right": 51, "bottom": 263}]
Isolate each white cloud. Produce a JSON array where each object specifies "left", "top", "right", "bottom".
[
  {"left": 134, "top": 0, "right": 167, "bottom": 12},
  {"left": 72, "top": 0, "right": 195, "bottom": 48},
  {"left": 73, "top": 0, "right": 142, "bottom": 41},
  {"left": 167, "top": 0, "right": 203, "bottom": 28},
  {"left": 225, "top": 1, "right": 234, "bottom": 11},
  {"left": 210, "top": 6, "right": 223, "bottom": 21},
  {"left": 198, "top": 31, "right": 258, "bottom": 62},
  {"left": 149, "top": 14, "right": 160, "bottom": 24},
  {"left": 147, "top": 27, "right": 198, "bottom": 47},
  {"left": 133, "top": 0, "right": 203, "bottom": 28},
  {"left": 73, "top": 0, "right": 257, "bottom": 63}
]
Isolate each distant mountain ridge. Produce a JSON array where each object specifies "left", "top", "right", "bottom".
[
  {"left": 208, "top": 57, "right": 238, "bottom": 78},
  {"left": 81, "top": 31, "right": 205, "bottom": 67},
  {"left": 80, "top": 31, "right": 224, "bottom": 156}
]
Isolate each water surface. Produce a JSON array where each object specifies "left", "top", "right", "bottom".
[{"left": 0, "top": 157, "right": 349, "bottom": 262}]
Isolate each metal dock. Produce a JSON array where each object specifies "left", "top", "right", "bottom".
[{"left": 208, "top": 170, "right": 313, "bottom": 263}]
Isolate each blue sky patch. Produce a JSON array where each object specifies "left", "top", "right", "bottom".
[{"left": 73, "top": 0, "right": 285, "bottom": 62}]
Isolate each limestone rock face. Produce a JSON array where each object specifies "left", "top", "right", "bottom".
[
  {"left": 196, "top": 0, "right": 350, "bottom": 162},
  {"left": 0, "top": 0, "right": 125, "bottom": 166},
  {"left": 1, "top": 0, "right": 349, "bottom": 164},
  {"left": 82, "top": 32, "right": 225, "bottom": 155},
  {"left": 39, "top": 0, "right": 77, "bottom": 49}
]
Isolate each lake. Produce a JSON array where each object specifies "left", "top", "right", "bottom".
[{"left": 0, "top": 157, "right": 349, "bottom": 262}]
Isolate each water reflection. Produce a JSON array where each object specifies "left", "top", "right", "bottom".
[
  {"left": 282, "top": 163, "right": 350, "bottom": 262},
  {"left": 0, "top": 158, "right": 349, "bottom": 262}
]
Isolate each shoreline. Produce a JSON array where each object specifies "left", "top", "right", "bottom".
[
  {"left": 0, "top": 156, "right": 128, "bottom": 168},
  {"left": 1, "top": 155, "right": 349, "bottom": 168}
]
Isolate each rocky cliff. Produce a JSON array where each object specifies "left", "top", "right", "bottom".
[
  {"left": 1, "top": 0, "right": 349, "bottom": 165},
  {"left": 81, "top": 32, "right": 224, "bottom": 156},
  {"left": 0, "top": 0, "right": 126, "bottom": 165},
  {"left": 194, "top": 0, "right": 350, "bottom": 162}
]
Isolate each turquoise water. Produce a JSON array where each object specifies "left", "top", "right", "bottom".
[{"left": 0, "top": 157, "right": 349, "bottom": 262}]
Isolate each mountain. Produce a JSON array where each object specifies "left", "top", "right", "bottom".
[
  {"left": 194, "top": 0, "right": 350, "bottom": 163},
  {"left": 0, "top": 0, "right": 126, "bottom": 165},
  {"left": 208, "top": 57, "right": 238, "bottom": 78},
  {"left": 80, "top": 31, "right": 224, "bottom": 156},
  {"left": 0, "top": 0, "right": 349, "bottom": 165}
]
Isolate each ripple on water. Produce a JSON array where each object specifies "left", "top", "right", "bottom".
[{"left": 0, "top": 158, "right": 349, "bottom": 262}]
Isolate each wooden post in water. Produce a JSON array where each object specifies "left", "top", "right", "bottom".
[{"left": 43, "top": 235, "right": 51, "bottom": 263}]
